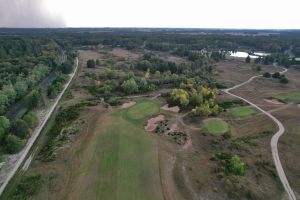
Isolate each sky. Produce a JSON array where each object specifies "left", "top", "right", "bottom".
[{"left": 0, "top": 0, "right": 299, "bottom": 29}]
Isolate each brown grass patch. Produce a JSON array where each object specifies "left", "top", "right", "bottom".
[{"left": 111, "top": 48, "right": 140, "bottom": 60}]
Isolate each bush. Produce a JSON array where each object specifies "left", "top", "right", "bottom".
[
  {"left": 10, "top": 119, "right": 30, "bottom": 139},
  {"left": 280, "top": 77, "right": 289, "bottom": 84},
  {"left": 0, "top": 116, "right": 10, "bottom": 139},
  {"left": 28, "top": 89, "right": 42, "bottom": 110},
  {"left": 227, "top": 155, "right": 245, "bottom": 176},
  {"left": 215, "top": 152, "right": 245, "bottom": 176},
  {"left": 272, "top": 72, "right": 281, "bottom": 79},
  {"left": 87, "top": 59, "right": 96, "bottom": 68},
  {"left": 56, "top": 106, "right": 80, "bottom": 125},
  {"left": 10, "top": 174, "right": 43, "bottom": 199},
  {"left": 263, "top": 72, "right": 271, "bottom": 78},
  {"left": 23, "top": 111, "right": 38, "bottom": 128},
  {"left": 5, "top": 134, "right": 23, "bottom": 154},
  {"left": 60, "top": 61, "right": 73, "bottom": 74},
  {"left": 108, "top": 98, "right": 122, "bottom": 106},
  {"left": 121, "top": 78, "right": 138, "bottom": 94}
]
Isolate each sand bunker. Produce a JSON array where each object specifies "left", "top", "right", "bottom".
[
  {"left": 121, "top": 101, "right": 136, "bottom": 108},
  {"left": 161, "top": 104, "right": 180, "bottom": 113},
  {"left": 264, "top": 98, "right": 284, "bottom": 105},
  {"left": 145, "top": 115, "right": 165, "bottom": 132}
]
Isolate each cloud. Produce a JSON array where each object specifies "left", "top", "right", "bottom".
[{"left": 0, "top": 0, "right": 65, "bottom": 27}]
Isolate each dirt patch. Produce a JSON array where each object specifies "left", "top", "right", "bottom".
[
  {"left": 121, "top": 101, "right": 136, "bottom": 109},
  {"left": 78, "top": 50, "right": 104, "bottom": 61},
  {"left": 111, "top": 48, "right": 139, "bottom": 60},
  {"left": 161, "top": 104, "right": 180, "bottom": 113},
  {"left": 145, "top": 115, "right": 165, "bottom": 132},
  {"left": 264, "top": 98, "right": 284, "bottom": 105}
]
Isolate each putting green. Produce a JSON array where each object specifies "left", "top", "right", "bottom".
[
  {"left": 125, "top": 99, "right": 160, "bottom": 120},
  {"left": 227, "top": 106, "right": 257, "bottom": 118},
  {"left": 277, "top": 92, "right": 300, "bottom": 103},
  {"left": 204, "top": 118, "right": 229, "bottom": 135}
]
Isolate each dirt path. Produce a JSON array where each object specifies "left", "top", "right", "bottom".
[{"left": 222, "top": 68, "right": 297, "bottom": 200}]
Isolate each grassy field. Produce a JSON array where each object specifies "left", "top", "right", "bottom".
[
  {"left": 203, "top": 118, "right": 229, "bottom": 135},
  {"left": 227, "top": 106, "right": 257, "bottom": 118},
  {"left": 69, "top": 99, "right": 164, "bottom": 200},
  {"left": 277, "top": 92, "right": 300, "bottom": 103}
]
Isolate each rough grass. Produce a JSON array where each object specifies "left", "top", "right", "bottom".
[
  {"left": 71, "top": 99, "right": 164, "bottom": 200},
  {"left": 204, "top": 118, "right": 229, "bottom": 135},
  {"left": 227, "top": 106, "right": 257, "bottom": 118},
  {"left": 277, "top": 92, "right": 300, "bottom": 103}
]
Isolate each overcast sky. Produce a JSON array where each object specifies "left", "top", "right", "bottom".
[{"left": 0, "top": 0, "right": 299, "bottom": 28}]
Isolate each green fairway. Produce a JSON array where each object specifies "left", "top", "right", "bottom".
[
  {"left": 227, "top": 106, "right": 257, "bottom": 118},
  {"left": 125, "top": 99, "right": 160, "bottom": 120},
  {"left": 204, "top": 118, "right": 229, "bottom": 135},
  {"left": 277, "top": 92, "right": 300, "bottom": 103},
  {"left": 73, "top": 99, "right": 164, "bottom": 200}
]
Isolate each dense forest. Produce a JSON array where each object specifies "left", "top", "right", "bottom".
[{"left": 0, "top": 36, "right": 76, "bottom": 154}]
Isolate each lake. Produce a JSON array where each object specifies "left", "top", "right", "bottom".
[{"left": 230, "top": 51, "right": 270, "bottom": 58}]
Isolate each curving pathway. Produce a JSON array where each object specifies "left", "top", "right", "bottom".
[
  {"left": 0, "top": 58, "right": 79, "bottom": 196},
  {"left": 222, "top": 68, "right": 297, "bottom": 200}
]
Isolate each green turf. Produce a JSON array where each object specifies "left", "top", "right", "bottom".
[
  {"left": 204, "top": 118, "right": 229, "bottom": 135},
  {"left": 125, "top": 99, "right": 160, "bottom": 120},
  {"left": 277, "top": 92, "right": 300, "bottom": 103},
  {"left": 227, "top": 106, "right": 257, "bottom": 118},
  {"left": 78, "top": 99, "right": 164, "bottom": 200}
]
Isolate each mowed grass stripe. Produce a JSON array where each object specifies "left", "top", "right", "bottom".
[
  {"left": 73, "top": 99, "right": 163, "bottom": 200},
  {"left": 117, "top": 120, "right": 162, "bottom": 200}
]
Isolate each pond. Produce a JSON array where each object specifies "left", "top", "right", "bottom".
[{"left": 229, "top": 51, "right": 270, "bottom": 58}]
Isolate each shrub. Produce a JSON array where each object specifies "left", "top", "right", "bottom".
[
  {"left": 10, "top": 174, "right": 43, "bottom": 199},
  {"left": 60, "top": 61, "right": 73, "bottom": 74},
  {"left": 5, "top": 134, "right": 23, "bottom": 154},
  {"left": 121, "top": 78, "right": 139, "bottom": 94},
  {"left": 23, "top": 111, "right": 38, "bottom": 128},
  {"left": 280, "top": 77, "right": 289, "bottom": 84},
  {"left": 272, "top": 72, "right": 281, "bottom": 79},
  {"left": 215, "top": 152, "right": 245, "bottom": 176},
  {"left": 0, "top": 116, "right": 10, "bottom": 138},
  {"left": 227, "top": 155, "right": 245, "bottom": 176},
  {"left": 87, "top": 59, "right": 96, "bottom": 68},
  {"left": 263, "top": 72, "right": 271, "bottom": 78},
  {"left": 55, "top": 106, "right": 80, "bottom": 125},
  {"left": 10, "top": 119, "right": 30, "bottom": 139},
  {"left": 28, "top": 89, "right": 42, "bottom": 110}
]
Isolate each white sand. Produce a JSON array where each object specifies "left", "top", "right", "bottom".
[
  {"left": 145, "top": 115, "right": 165, "bottom": 132},
  {"left": 161, "top": 104, "right": 180, "bottom": 113},
  {"left": 121, "top": 101, "right": 136, "bottom": 108}
]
